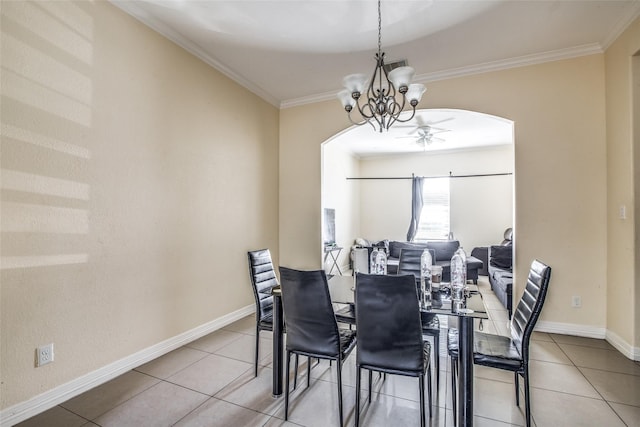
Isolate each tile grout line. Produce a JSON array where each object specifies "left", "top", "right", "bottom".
[{"left": 549, "top": 334, "right": 631, "bottom": 427}]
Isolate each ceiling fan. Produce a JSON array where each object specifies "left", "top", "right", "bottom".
[
  {"left": 395, "top": 116, "right": 453, "bottom": 147},
  {"left": 396, "top": 124, "right": 450, "bottom": 147}
]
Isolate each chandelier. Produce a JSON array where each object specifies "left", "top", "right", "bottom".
[{"left": 337, "top": 0, "right": 426, "bottom": 132}]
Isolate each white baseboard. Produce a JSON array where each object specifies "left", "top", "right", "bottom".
[
  {"left": 0, "top": 304, "right": 254, "bottom": 427},
  {"left": 535, "top": 320, "right": 607, "bottom": 339},
  {"left": 605, "top": 329, "right": 640, "bottom": 361},
  {"left": 535, "top": 320, "right": 639, "bottom": 361}
]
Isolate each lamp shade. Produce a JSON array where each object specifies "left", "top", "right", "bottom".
[
  {"left": 342, "top": 74, "right": 367, "bottom": 94},
  {"left": 406, "top": 83, "right": 426, "bottom": 103},
  {"left": 388, "top": 66, "right": 414, "bottom": 90},
  {"left": 337, "top": 89, "right": 356, "bottom": 108}
]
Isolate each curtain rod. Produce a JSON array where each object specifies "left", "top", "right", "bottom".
[{"left": 346, "top": 172, "right": 513, "bottom": 180}]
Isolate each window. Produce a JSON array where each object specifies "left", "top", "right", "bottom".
[{"left": 415, "top": 177, "right": 450, "bottom": 241}]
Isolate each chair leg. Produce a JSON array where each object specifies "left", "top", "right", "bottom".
[
  {"left": 451, "top": 357, "right": 457, "bottom": 427},
  {"left": 515, "top": 371, "right": 520, "bottom": 406},
  {"left": 427, "top": 365, "right": 433, "bottom": 418},
  {"left": 368, "top": 370, "right": 373, "bottom": 403},
  {"left": 523, "top": 369, "right": 532, "bottom": 427},
  {"left": 419, "top": 374, "right": 426, "bottom": 427},
  {"left": 284, "top": 351, "right": 291, "bottom": 421},
  {"left": 337, "top": 360, "right": 344, "bottom": 427},
  {"left": 254, "top": 326, "right": 260, "bottom": 377},
  {"left": 307, "top": 356, "right": 312, "bottom": 388},
  {"left": 293, "top": 355, "right": 299, "bottom": 389},
  {"left": 434, "top": 331, "right": 440, "bottom": 388},
  {"left": 355, "top": 367, "right": 362, "bottom": 427}
]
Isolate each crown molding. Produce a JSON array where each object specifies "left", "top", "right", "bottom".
[
  {"left": 414, "top": 43, "right": 603, "bottom": 84},
  {"left": 281, "top": 43, "right": 604, "bottom": 109},
  {"left": 601, "top": 1, "right": 640, "bottom": 50},
  {"left": 109, "top": 1, "right": 280, "bottom": 108},
  {"left": 110, "top": 0, "right": 627, "bottom": 112}
]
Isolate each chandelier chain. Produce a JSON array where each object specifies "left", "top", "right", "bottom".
[
  {"left": 338, "top": 0, "right": 425, "bottom": 132},
  {"left": 377, "top": 0, "right": 382, "bottom": 57}
]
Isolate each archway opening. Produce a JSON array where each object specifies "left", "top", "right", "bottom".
[{"left": 320, "top": 108, "right": 515, "bottom": 276}]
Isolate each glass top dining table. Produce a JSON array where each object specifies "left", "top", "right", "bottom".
[
  {"left": 328, "top": 274, "right": 488, "bottom": 318},
  {"left": 271, "top": 273, "right": 488, "bottom": 427}
]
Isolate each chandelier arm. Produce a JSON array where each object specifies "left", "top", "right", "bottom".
[
  {"left": 381, "top": 94, "right": 405, "bottom": 129},
  {"left": 392, "top": 107, "right": 418, "bottom": 124},
  {"left": 355, "top": 97, "right": 377, "bottom": 120},
  {"left": 346, "top": 111, "right": 376, "bottom": 130}
]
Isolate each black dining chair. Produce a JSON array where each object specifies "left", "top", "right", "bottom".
[
  {"left": 448, "top": 259, "right": 552, "bottom": 427},
  {"left": 279, "top": 267, "right": 357, "bottom": 427},
  {"left": 354, "top": 273, "right": 433, "bottom": 427},
  {"left": 247, "top": 249, "right": 279, "bottom": 377},
  {"left": 398, "top": 248, "right": 441, "bottom": 387},
  {"left": 247, "top": 249, "right": 300, "bottom": 380}
]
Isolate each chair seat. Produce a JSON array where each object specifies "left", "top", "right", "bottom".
[
  {"left": 339, "top": 329, "right": 357, "bottom": 357},
  {"left": 421, "top": 313, "right": 440, "bottom": 332},
  {"left": 360, "top": 341, "right": 431, "bottom": 377},
  {"left": 335, "top": 304, "right": 356, "bottom": 325},
  {"left": 447, "top": 329, "right": 523, "bottom": 370},
  {"left": 258, "top": 312, "right": 274, "bottom": 328}
]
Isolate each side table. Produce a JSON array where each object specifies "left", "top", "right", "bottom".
[{"left": 323, "top": 245, "right": 343, "bottom": 276}]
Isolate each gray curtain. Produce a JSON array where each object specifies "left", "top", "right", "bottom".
[{"left": 406, "top": 176, "right": 424, "bottom": 242}]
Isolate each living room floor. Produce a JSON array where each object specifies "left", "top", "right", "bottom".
[{"left": 16, "top": 277, "right": 640, "bottom": 427}]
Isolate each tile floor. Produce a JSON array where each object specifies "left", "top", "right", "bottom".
[{"left": 17, "top": 277, "right": 640, "bottom": 427}]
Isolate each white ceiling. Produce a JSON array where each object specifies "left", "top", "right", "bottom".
[
  {"left": 332, "top": 108, "right": 514, "bottom": 157},
  {"left": 111, "top": 0, "right": 639, "bottom": 156}
]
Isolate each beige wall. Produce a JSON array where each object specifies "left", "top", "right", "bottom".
[
  {"left": 605, "top": 17, "right": 640, "bottom": 350},
  {"left": 321, "top": 141, "right": 360, "bottom": 271},
  {"left": 356, "top": 145, "right": 514, "bottom": 252},
  {"left": 281, "top": 54, "right": 608, "bottom": 337},
  {"left": 1, "top": 0, "right": 279, "bottom": 412}
]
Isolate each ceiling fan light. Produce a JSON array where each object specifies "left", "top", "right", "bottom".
[
  {"left": 337, "top": 89, "right": 356, "bottom": 110},
  {"left": 388, "top": 66, "right": 414, "bottom": 92},
  {"left": 342, "top": 73, "right": 367, "bottom": 95},
  {"left": 406, "top": 83, "right": 426, "bottom": 104}
]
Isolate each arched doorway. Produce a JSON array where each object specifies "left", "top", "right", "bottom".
[{"left": 320, "top": 108, "right": 515, "bottom": 274}]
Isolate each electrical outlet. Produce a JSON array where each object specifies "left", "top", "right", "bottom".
[
  {"left": 571, "top": 296, "right": 581, "bottom": 308},
  {"left": 619, "top": 205, "right": 627, "bottom": 219},
  {"left": 36, "top": 343, "right": 54, "bottom": 367}
]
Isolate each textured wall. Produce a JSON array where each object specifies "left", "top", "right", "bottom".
[
  {"left": 604, "top": 17, "right": 640, "bottom": 348},
  {"left": 1, "top": 1, "right": 279, "bottom": 410}
]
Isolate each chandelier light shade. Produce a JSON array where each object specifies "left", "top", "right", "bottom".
[{"left": 337, "top": 0, "right": 426, "bottom": 132}]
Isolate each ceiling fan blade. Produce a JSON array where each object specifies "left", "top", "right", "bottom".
[
  {"left": 429, "top": 127, "right": 450, "bottom": 134},
  {"left": 426, "top": 117, "right": 455, "bottom": 126}
]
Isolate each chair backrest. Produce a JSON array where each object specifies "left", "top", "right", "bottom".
[
  {"left": 355, "top": 273, "right": 425, "bottom": 373},
  {"left": 279, "top": 267, "right": 341, "bottom": 357},
  {"left": 511, "top": 259, "right": 552, "bottom": 361},
  {"left": 247, "top": 249, "right": 278, "bottom": 321}
]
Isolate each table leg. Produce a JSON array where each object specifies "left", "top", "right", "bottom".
[
  {"left": 458, "top": 316, "right": 474, "bottom": 427},
  {"left": 272, "top": 294, "right": 284, "bottom": 397},
  {"left": 330, "top": 250, "right": 342, "bottom": 275}
]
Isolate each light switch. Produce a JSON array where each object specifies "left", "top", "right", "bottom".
[{"left": 619, "top": 205, "right": 627, "bottom": 220}]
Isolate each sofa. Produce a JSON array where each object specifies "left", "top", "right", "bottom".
[
  {"left": 352, "top": 239, "right": 483, "bottom": 284},
  {"left": 480, "top": 228, "right": 514, "bottom": 317}
]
